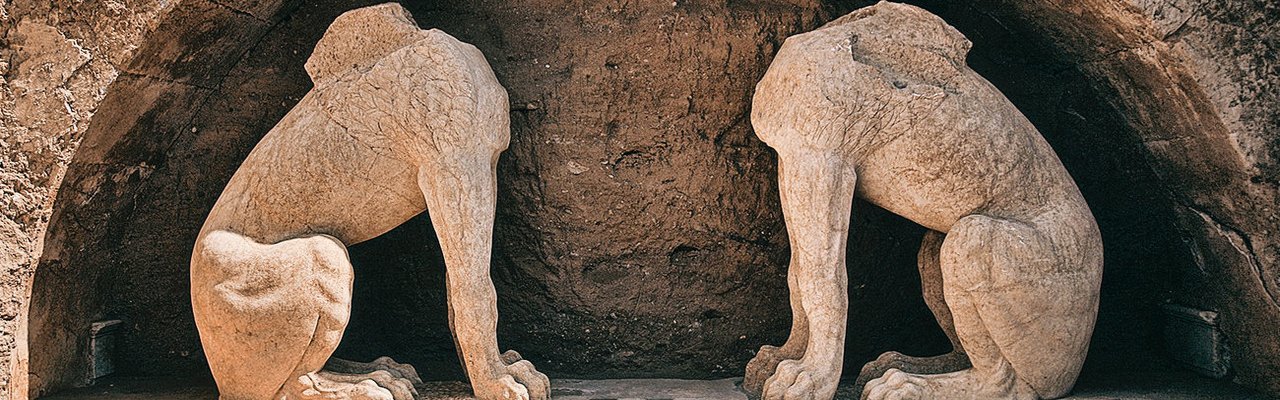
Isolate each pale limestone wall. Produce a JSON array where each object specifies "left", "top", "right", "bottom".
[
  {"left": 1132, "top": 0, "right": 1277, "bottom": 174},
  {"left": 0, "top": 1, "right": 174, "bottom": 397}
]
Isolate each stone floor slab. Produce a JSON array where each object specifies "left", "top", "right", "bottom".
[{"left": 41, "top": 371, "right": 1269, "bottom": 400}]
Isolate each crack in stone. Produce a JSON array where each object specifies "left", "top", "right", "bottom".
[
  {"left": 202, "top": 0, "right": 270, "bottom": 23},
  {"left": 116, "top": 70, "right": 218, "bottom": 91},
  {"left": 1184, "top": 201, "right": 1280, "bottom": 310}
]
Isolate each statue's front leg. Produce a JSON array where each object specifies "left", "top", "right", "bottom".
[
  {"left": 419, "top": 153, "right": 549, "bottom": 400},
  {"left": 744, "top": 266, "right": 810, "bottom": 395},
  {"left": 758, "top": 148, "right": 858, "bottom": 400}
]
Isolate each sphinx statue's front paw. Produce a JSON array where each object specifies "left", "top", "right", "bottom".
[
  {"left": 861, "top": 367, "right": 1038, "bottom": 400},
  {"left": 854, "top": 350, "right": 970, "bottom": 394},
  {"left": 744, "top": 345, "right": 790, "bottom": 395},
  {"left": 862, "top": 369, "right": 925, "bottom": 400},
  {"left": 761, "top": 359, "right": 838, "bottom": 400},
  {"left": 286, "top": 371, "right": 411, "bottom": 400},
  {"left": 472, "top": 351, "right": 549, "bottom": 400}
]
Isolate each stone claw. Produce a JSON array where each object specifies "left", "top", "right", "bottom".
[
  {"left": 501, "top": 350, "right": 524, "bottom": 365},
  {"left": 292, "top": 371, "right": 410, "bottom": 400},
  {"left": 745, "top": 344, "right": 794, "bottom": 396},
  {"left": 370, "top": 356, "right": 424, "bottom": 386},
  {"left": 473, "top": 354, "right": 549, "bottom": 400},
  {"left": 761, "top": 359, "right": 834, "bottom": 400},
  {"left": 862, "top": 369, "right": 925, "bottom": 400}
]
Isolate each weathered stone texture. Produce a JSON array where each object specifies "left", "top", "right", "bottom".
[
  {"left": 189, "top": 5, "right": 552, "bottom": 399},
  {"left": 1, "top": 0, "right": 176, "bottom": 397},
  {"left": 2, "top": 0, "right": 1278, "bottom": 398},
  {"left": 747, "top": 4, "right": 1105, "bottom": 399},
  {"left": 1105, "top": 0, "right": 1280, "bottom": 393},
  {"left": 1148, "top": 0, "right": 1280, "bottom": 390},
  {"left": 22, "top": 0, "right": 297, "bottom": 394}
]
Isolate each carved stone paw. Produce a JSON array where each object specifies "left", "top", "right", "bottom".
[
  {"left": 355, "top": 370, "right": 418, "bottom": 400},
  {"left": 472, "top": 351, "right": 550, "bottom": 400},
  {"left": 861, "top": 369, "right": 925, "bottom": 400},
  {"left": 855, "top": 351, "right": 970, "bottom": 393},
  {"left": 366, "top": 356, "right": 424, "bottom": 386},
  {"left": 761, "top": 359, "right": 836, "bottom": 400},
  {"left": 861, "top": 366, "right": 1037, "bottom": 400},
  {"left": 326, "top": 356, "right": 424, "bottom": 387},
  {"left": 857, "top": 351, "right": 907, "bottom": 383},
  {"left": 744, "top": 345, "right": 791, "bottom": 395},
  {"left": 291, "top": 371, "right": 416, "bottom": 400}
]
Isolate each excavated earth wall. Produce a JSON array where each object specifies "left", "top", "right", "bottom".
[{"left": 2, "top": 0, "right": 1276, "bottom": 397}]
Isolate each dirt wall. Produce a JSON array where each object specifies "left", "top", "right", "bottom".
[{"left": 4, "top": 0, "right": 1278, "bottom": 398}]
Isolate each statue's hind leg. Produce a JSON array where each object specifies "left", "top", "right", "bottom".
[
  {"left": 863, "top": 215, "right": 1095, "bottom": 400},
  {"left": 192, "top": 230, "right": 416, "bottom": 400},
  {"left": 855, "top": 231, "right": 970, "bottom": 392}
]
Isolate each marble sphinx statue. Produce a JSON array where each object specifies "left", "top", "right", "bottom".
[
  {"left": 189, "top": 1, "right": 1101, "bottom": 399},
  {"left": 190, "top": 4, "right": 548, "bottom": 399},
  {"left": 744, "top": 2, "right": 1104, "bottom": 400}
]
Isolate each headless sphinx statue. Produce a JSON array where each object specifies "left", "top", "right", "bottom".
[
  {"left": 191, "top": 4, "right": 548, "bottom": 399},
  {"left": 743, "top": 2, "right": 1104, "bottom": 400}
]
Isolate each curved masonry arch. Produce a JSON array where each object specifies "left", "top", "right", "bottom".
[
  {"left": 23, "top": 0, "right": 298, "bottom": 395},
  {"left": 12, "top": 0, "right": 1278, "bottom": 397}
]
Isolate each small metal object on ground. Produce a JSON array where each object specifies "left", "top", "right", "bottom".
[
  {"left": 89, "top": 320, "right": 123, "bottom": 381},
  {"left": 1162, "top": 303, "right": 1229, "bottom": 378}
]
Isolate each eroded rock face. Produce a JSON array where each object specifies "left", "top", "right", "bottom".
[{"left": 0, "top": 0, "right": 176, "bottom": 396}]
